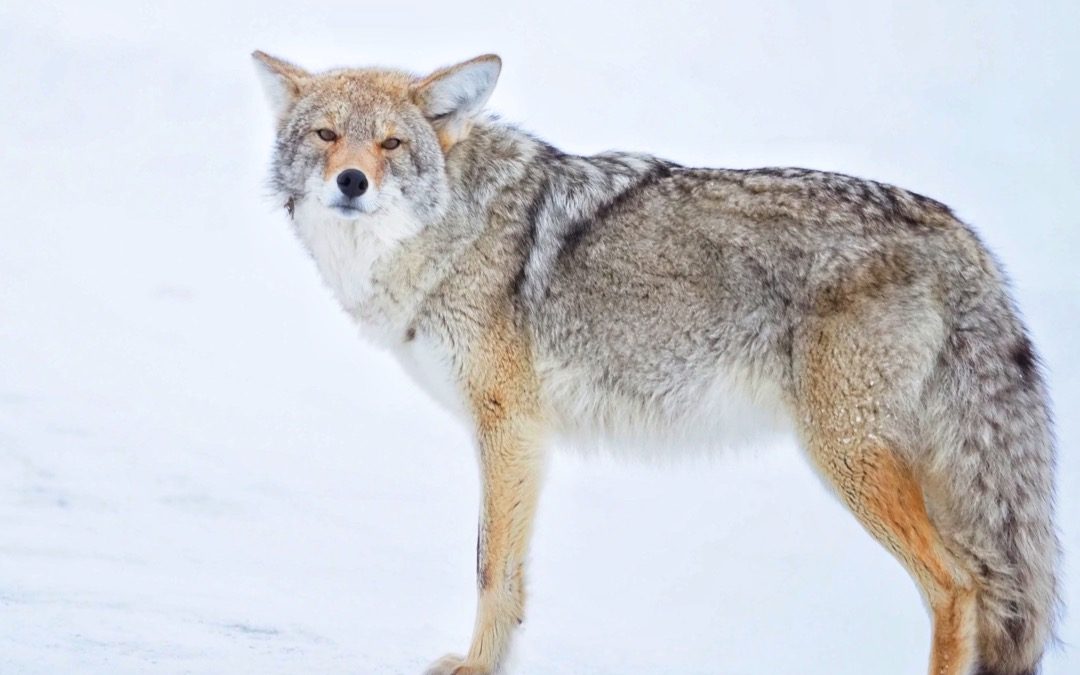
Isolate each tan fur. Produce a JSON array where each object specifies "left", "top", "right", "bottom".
[
  {"left": 314, "top": 69, "right": 415, "bottom": 100},
  {"left": 434, "top": 127, "right": 464, "bottom": 154},
  {"left": 322, "top": 139, "right": 385, "bottom": 188},
  {"left": 430, "top": 308, "right": 545, "bottom": 675},
  {"left": 798, "top": 313, "right": 979, "bottom": 675}
]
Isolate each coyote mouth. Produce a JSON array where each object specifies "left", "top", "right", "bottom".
[
  {"left": 330, "top": 203, "right": 368, "bottom": 219},
  {"left": 324, "top": 193, "right": 379, "bottom": 218}
]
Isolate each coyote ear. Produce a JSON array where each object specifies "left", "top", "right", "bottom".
[
  {"left": 411, "top": 54, "right": 501, "bottom": 150},
  {"left": 252, "top": 50, "right": 310, "bottom": 120}
]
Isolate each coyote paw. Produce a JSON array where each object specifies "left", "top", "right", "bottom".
[{"left": 423, "top": 653, "right": 490, "bottom": 675}]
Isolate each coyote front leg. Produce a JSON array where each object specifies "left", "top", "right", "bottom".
[{"left": 426, "top": 325, "right": 545, "bottom": 675}]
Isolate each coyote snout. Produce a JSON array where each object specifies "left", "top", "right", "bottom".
[
  {"left": 329, "top": 169, "right": 370, "bottom": 217},
  {"left": 315, "top": 141, "right": 388, "bottom": 217},
  {"left": 315, "top": 167, "right": 376, "bottom": 218}
]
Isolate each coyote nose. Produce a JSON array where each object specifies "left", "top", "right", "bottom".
[{"left": 336, "top": 169, "right": 368, "bottom": 198}]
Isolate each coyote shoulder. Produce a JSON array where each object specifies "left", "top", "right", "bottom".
[{"left": 254, "top": 51, "right": 1059, "bottom": 675}]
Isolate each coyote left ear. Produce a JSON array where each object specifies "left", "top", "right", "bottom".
[
  {"left": 411, "top": 54, "right": 501, "bottom": 150},
  {"left": 252, "top": 50, "right": 311, "bottom": 120}
]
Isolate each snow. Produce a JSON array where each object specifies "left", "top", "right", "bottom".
[{"left": 1, "top": 1, "right": 1077, "bottom": 673}]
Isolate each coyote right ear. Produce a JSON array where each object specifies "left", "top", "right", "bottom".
[
  {"left": 252, "top": 50, "right": 310, "bottom": 120},
  {"left": 411, "top": 54, "right": 501, "bottom": 151}
]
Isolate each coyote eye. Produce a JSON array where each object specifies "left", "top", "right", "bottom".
[
  {"left": 381, "top": 137, "right": 402, "bottom": 150},
  {"left": 316, "top": 129, "right": 337, "bottom": 142}
]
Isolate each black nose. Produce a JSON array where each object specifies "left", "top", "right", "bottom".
[{"left": 336, "top": 169, "right": 368, "bottom": 198}]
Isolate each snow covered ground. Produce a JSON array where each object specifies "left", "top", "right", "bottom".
[{"left": 1, "top": 1, "right": 1077, "bottom": 673}]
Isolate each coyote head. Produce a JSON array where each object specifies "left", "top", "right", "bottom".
[{"left": 253, "top": 51, "right": 501, "bottom": 225}]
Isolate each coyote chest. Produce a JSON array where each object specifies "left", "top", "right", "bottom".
[
  {"left": 291, "top": 201, "right": 467, "bottom": 415},
  {"left": 291, "top": 200, "right": 422, "bottom": 343},
  {"left": 393, "top": 330, "right": 467, "bottom": 417}
]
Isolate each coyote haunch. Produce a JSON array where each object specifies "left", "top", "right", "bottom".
[{"left": 254, "top": 51, "right": 1059, "bottom": 675}]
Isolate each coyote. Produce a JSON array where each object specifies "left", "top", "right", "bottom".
[{"left": 253, "top": 51, "right": 1059, "bottom": 675}]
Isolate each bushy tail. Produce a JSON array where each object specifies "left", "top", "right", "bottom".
[{"left": 929, "top": 284, "right": 1060, "bottom": 674}]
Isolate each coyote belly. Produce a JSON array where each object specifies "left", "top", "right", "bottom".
[
  {"left": 537, "top": 354, "right": 793, "bottom": 454},
  {"left": 254, "top": 49, "right": 1060, "bottom": 675}
]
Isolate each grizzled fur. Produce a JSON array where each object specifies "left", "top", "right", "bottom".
[{"left": 254, "top": 52, "right": 1059, "bottom": 675}]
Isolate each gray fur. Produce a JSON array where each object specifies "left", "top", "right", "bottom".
[{"left": 259, "top": 57, "right": 1059, "bottom": 674}]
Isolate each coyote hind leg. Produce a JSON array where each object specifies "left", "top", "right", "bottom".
[
  {"left": 795, "top": 312, "right": 977, "bottom": 675},
  {"left": 806, "top": 435, "right": 977, "bottom": 675}
]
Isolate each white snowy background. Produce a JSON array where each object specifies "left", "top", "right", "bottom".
[{"left": 1, "top": 1, "right": 1077, "bottom": 673}]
